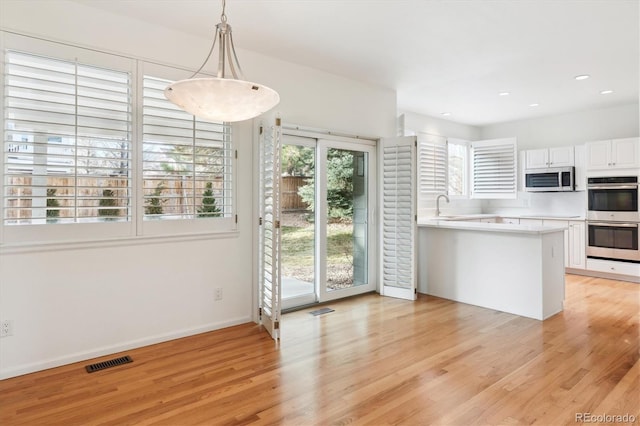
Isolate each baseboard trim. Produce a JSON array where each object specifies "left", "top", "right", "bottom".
[{"left": 0, "top": 316, "right": 251, "bottom": 380}]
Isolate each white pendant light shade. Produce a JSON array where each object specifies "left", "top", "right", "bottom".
[
  {"left": 165, "top": 78, "right": 280, "bottom": 122},
  {"left": 164, "top": 0, "right": 280, "bottom": 122}
]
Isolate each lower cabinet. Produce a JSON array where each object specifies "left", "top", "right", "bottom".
[
  {"left": 542, "top": 220, "right": 569, "bottom": 268},
  {"left": 541, "top": 219, "right": 586, "bottom": 270},
  {"left": 568, "top": 221, "right": 586, "bottom": 269}
]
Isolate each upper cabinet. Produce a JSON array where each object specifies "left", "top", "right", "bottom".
[
  {"left": 574, "top": 145, "right": 586, "bottom": 191},
  {"left": 586, "top": 137, "right": 640, "bottom": 171},
  {"left": 525, "top": 146, "right": 574, "bottom": 169}
]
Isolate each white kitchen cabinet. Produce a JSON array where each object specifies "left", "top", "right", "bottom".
[
  {"left": 525, "top": 146, "right": 574, "bottom": 169},
  {"left": 586, "top": 137, "right": 640, "bottom": 170},
  {"left": 573, "top": 144, "right": 586, "bottom": 191},
  {"left": 568, "top": 221, "right": 585, "bottom": 269},
  {"left": 543, "top": 220, "right": 569, "bottom": 268},
  {"left": 586, "top": 258, "right": 640, "bottom": 278}
]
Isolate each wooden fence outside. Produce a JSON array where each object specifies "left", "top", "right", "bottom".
[
  {"left": 281, "top": 175, "right": 310, "bottom": 211},
  {"left": 6, "top": 174, "right": 303, "bottom": 219},
  {"left": 5, "top": 176, "right": 223, "bottom": 219}
]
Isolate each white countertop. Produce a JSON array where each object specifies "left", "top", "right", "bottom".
[
  {"left": 418, "top": 219, "right": 567, "bottom": 234},
  {"left": 507, "top": 215, "right": 585, "bottom": 220}
]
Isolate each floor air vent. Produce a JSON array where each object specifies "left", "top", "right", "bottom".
[{"left": 85, "top": 355, "right": 132, "bottom": 373}]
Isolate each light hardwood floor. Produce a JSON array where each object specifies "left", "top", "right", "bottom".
[{"left": 1, "top": 274, "right": 638, "bottom": 425}]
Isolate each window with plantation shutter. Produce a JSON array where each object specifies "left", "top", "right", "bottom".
[
  {"left": 142, "top": 76, "right": 233, "bottom": 223},
  {"left": 3, "top": 50, "right": 132, "bottom": 225},
  {"left": 418, "top": 133, "right": 447, "bottom": 195},
  {"left": 470, "top": 138, "right": 517, "bottom": 199}
]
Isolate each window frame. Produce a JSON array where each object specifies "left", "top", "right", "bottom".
[
  {"left": 1, "top": 33, "right": 136, "bottom": 244},
  {"left": 470, "top": 137, "right": 518, "bottom": 199},
  {"left": 446, "top": 138, "right": 470, "bottom": 199},
  {"left": 0, "top": 33, "right": 238, "bottom": 246},
  {"left": 139, "top": 62, "right": 237, "bottom": 237}
]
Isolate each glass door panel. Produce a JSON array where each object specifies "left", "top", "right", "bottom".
[
  {"left": 281, "top": 138, "right": 317, "bottom": 309},
  {"left": 322, "top": 145, "right": 374, "bottom": 299}
]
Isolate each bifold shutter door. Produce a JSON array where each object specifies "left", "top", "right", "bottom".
[
  {"left": 471, "top": 138, "right": 517, "bottom": 199},
  {"left": 258, "top": 116, "right": 282, "bottom": 340},
  {"left": 381, "top": 136, "right": 417, "bottom": 301}
]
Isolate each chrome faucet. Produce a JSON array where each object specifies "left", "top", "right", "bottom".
[{"left": 436, "top": 194, "right": 450, "bottom": 217}]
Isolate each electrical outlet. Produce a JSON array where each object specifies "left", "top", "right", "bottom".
[
  {"left": 214, "top": 288, "right": 223, "bottom": 301},
  {"left": 1, "top": 320, "right": 13, "bottom": 337}
]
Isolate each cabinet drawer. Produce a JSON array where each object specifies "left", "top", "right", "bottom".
[{"left": 586, "top": 258, "right": 640, "bottom": 277}]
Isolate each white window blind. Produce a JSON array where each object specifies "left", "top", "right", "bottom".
[
  {"left": 142, "top": 76, "right": 233, "bottom": 220},
  {"left": 418, "top": 134, "right": 447, "bottom": 195},
  {"left": 3, "top": 50, "right": 132, "bottom": 225},
  {"left": 470, "top": 138, "right": 517, "bottom": 199}
]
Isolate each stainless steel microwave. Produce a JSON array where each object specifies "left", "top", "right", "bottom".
[{"left": 524, "top": 167, "right": 575, "bottom": 192}]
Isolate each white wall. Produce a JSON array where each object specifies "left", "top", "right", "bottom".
[
  {"left": 0, "top": 1, "right": 396, "bottom": 378},
  {"left": 480, "top": 103, "right": 639, "bottom": 149},
  {"left": 401, "top": 110, "right": 482, "bottom": 141}
]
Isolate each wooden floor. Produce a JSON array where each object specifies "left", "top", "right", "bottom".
[{"left": 1, "top": 274, "right": 638, "bottom": 425}]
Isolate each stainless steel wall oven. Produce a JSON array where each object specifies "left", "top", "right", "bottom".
[
  {"left": 587, "top": 221, "right": 639, "bottom": 262},
  {"left": 587, "top": 176, "right": 639, "bottom": 222},
  {"left": 587, "top": 176, "right": 640, "bottom": 263}
]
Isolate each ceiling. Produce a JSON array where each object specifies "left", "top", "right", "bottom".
[{"left": 75, "top": 0, "right": 638, "bottom": 127}]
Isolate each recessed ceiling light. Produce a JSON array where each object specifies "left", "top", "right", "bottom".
[
  {"left": 529, "top": 103, "right": 539, "bottom": 107},
  {"left": 600, "top": 90, "right": 614, "bottom": 95},
  {"left": 441, "top": 112, "right": 451, "bottom": 116},
  {"left": 574, "top": 74, "right": 590, "bottom": 81},
  {"left": 499, "top": 91, "right": 510, "bottom": 96}
]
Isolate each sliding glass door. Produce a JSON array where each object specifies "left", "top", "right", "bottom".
[{"left": 280, "top": 135, "right": 376, "bottom": 309}]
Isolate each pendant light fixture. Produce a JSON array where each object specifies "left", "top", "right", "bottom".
[{"left": 165, "top": 0, "right": 280, "bottom": 122}]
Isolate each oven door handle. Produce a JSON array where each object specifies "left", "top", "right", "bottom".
[
  {"left": 587, "top": 185, "right": 639, "bottom": 190},
  {"left": 588, "top": 222, "right": 639, "bottom": 228}
]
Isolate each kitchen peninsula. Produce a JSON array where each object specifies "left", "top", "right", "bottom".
[{"left": 418, "top": 219, "right": 566, "bottom": 320}]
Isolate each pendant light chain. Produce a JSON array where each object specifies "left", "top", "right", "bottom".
[{"left": 221, "top": 0, "right": 227, "bottom": 22}]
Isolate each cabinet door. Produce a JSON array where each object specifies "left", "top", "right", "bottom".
[
  {"left": 548, "top": 146, "right": 574, "bottom": 167},
  {"left": 568, "top": 221, "right": 586, "bottom": 269},
  {"left": 543, "top": 220, "right": 569, "bottom": 268},
  {"left": 573, "top": 144, "right": 586, "bottom": 191},
  {"left": 611, "top": 137, "right": 639, "bottom": 169},
  {"left": 525, "top": 149, "right": 549, "bottom": 169},
  {"left": 586, "top": 140, "right": 611, "bottom": 170}
]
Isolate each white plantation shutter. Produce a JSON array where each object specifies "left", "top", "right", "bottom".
[
  {"left": 471, "top": 138, "right": 517, "bottom": 199},
  {"left": 142, "top": 76, "right": 233, "bottom": 221},
  {"left": 3, "top": 50, "right": 132, "bottom": 225},
  {"left": 380, "top": 136, "right": 417, "bottom": 301},
  {"left": 259, "top": 117, "right": 282, "bottom": 339},
  {"left": 418, "top": 134, "right": 447, "bottom": 195}
]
